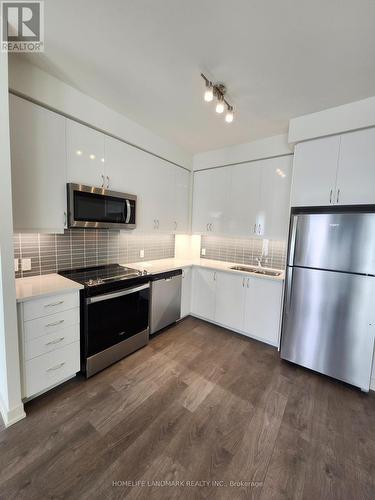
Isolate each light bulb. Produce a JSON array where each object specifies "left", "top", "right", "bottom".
[
  {"left": 76, "top": 150, "right": 82, "bottom": 156},
  {"left": 225, "top": 107, "right": 234, "bottom": 123},
  {"left": 216, "top": 97, "right": 224, "bottom": 114},
  {"left": 89, "top": 154, "right": 96, "bottom": 160},
  {"left": 204, "top": 82, "right": 213, "bottom": 102}
]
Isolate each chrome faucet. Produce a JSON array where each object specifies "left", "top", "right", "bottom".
[{"left": 256, "top": 256, "right": 268, "bottom": 267}]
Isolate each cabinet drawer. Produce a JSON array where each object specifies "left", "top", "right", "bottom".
[
  {"left": 24, "top": 307, "right": 80, "bottom": 341},
  {"left": 24, "top": 324, "right": 80, "bottom": 361},
  {"left": 23, "top": 292, "right": 79, "bottom": 321},
  {"left": 24, "top": 341, "right": 80, "bottom": 398}
]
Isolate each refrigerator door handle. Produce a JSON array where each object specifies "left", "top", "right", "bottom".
[
  {"left": 288, "top": 215, "right": 298, "bottom": 267},
  {"left": 329, "top": 189, "right": 333, "bottom": 204}
]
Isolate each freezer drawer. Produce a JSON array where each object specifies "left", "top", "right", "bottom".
[
  {"left": 290, "top": 212, "right": 375, "bottom": 275},
  {"left": 150, "top": 273, "right": 182, "bottom": 334},
  {"left": 281, "top": 266, "right": 375, "bottom": 391}
]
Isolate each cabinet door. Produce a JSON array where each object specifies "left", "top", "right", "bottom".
[
  {"left": 227, "top": 162, "right": 262, "bottom": 236},
  {"left": 104, "top": 136, "right": 142, "bottom": 194},
  {"left": 9, "top": 95, "right": 67, "bottom": 233},
  {"left": 243, "top": 278, "right": 283, "bottom": 346},
  {"left": 181, "top": 267, "right": 192, "bottom": 318},
  {"left": 258, "top": 156, "right": 292, "bottom": 239},
  {"left": 174, "top": 168, "right": 190, "bottom": 233},
  {"left": 291, "top": 136, "right": 340, "bottom": 207},
  {"left": 215, "top": 271, "right": 246, "bottom": 331},
  {"left": 192, "top": 168, "right": 230, "bottom": 234},
  {"left": 66, "top": 119, "right": 105, "bottom": 187},
  {"left": 191, "top": 268, "right": 216, "bottom": 320},
  {"left": 336, "top": 128, "right": 375, "bottom": 205},
  {"left": 156, "top": 161, "right": 175, "bottom": 232}
]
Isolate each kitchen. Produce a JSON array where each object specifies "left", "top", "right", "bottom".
[{"left": 1, "top": 1, "right": 375, "bottom": 498}]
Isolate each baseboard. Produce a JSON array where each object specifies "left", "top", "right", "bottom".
[
  {"left": 0, "top": 393, "right": 26, "bottom": 428},
  {"left": 190, "top": 313, "right": 279, "bottom": 348}
]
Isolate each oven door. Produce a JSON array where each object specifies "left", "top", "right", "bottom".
[
  {"left": 85, "top": 283, "right": 149, "bottom": 357},
  {"left": 68, "top": 183, "right": 136, "bottom": 229}
]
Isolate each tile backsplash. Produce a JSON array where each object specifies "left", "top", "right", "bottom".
[
  {"left": 201, "top": 236, "right": 287, "bottom": 270},
  {"left": 14, "top": 230, "right": 175, "bottom": 278}
]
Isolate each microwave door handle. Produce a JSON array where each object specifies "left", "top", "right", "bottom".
[{"left": 125, "top": 200, "right": 131, "bottom": 224}]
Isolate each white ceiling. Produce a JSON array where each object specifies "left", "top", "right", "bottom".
[{"left": 22, "top": 0, "right": 375, "bottom": 153}]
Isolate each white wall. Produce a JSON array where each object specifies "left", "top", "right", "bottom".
[
  {"left": 193, "top": 134, "right": 292, "bottom": 170},
  {"left": 0, "top": 52, "right": 25, "bottom": 427},
  {"left": 8, "top": 56, "right": 192, "bottom": 170},
  {"left": 289, "top": 95, "right": 375, "bottom": 145}
]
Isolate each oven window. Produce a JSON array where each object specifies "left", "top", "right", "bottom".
[
  {"left": 73, "top": 191, "right": 135, "bottom": 224},
  {"left": 86, "top": 287, "right": 149, "bottom": 356}
]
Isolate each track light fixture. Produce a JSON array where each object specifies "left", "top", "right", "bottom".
[{"left": 201, "top": 73, "right": 234, "bottom": 123}]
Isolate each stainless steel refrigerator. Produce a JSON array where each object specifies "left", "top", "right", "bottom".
[{"left": 280, "top": 210, "right": 375, "bottom": 391}]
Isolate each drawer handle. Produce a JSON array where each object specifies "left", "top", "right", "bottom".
[
  {"left": 44, "top": 301, "right": 64, "bottom": 308},
  {"left": 45, "top": 337, "right": 65, "bottom": 346},
  {"left": 45, "top": 319, "right": 65, "bottom": 328},
  {"left": 46, "top": 362, "right": 65, "bottom": 372}
]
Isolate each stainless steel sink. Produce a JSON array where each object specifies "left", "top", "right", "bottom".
[{"left": 230, "top": 265, "right": 281, "bottom": 277}]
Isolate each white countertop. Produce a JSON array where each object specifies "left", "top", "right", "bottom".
[
  {"left": 125, "top": 258, "right": 285, "bottom": 281},
  {"left": 16, "top": 273, "right": 83, "bottom": 302},
  {"left": 15, "top": 259, "right": 284, "bottom": 303}
]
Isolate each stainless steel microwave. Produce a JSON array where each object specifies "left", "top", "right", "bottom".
[{"left": 67, "top": 183, "right": 137, "bottom": 230}]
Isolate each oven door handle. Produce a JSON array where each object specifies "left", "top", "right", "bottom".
[{"left": 86, "top": 283, "right": 149, "bottom": 304}]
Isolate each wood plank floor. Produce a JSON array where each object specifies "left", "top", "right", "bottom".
[{"left": 1, "top": 316, "right": 375, "bottom": 499}]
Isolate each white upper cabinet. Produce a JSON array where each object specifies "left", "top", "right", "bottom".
[
  {"left": 174, "top": 168, "right": 190, "bottom": 233},
  {"left": 336, "top": 128, "right": 375, "bottom": 205},
  {"left": 192, "top": 168, "right": 230, "bottom": 234},
  {"left": 66, "top": 119, "right": 106, "bottom": 188},
  {"left": 258, "top": 156, "right": 292, "bottom": 239},
  {"left": 291, "top": 136, "right": 340, "bottom": 207},
  {"left": 104, "top": 136, "right": 143, "bottom": 194},
  {"left": 227, "top": 162, "right": 262, "bottom": 236},
  {"left": 9, "top": 95, "right": 67, "bottom": 233},
  {"left": 291, "top": 128, "right": 375, "bottom": 207}
]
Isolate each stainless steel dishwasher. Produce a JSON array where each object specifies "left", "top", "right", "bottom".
[{"left": 150, "top": 269, "right": 182, "bottom": 334}]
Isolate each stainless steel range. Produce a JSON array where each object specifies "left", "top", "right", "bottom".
[{"left": 59, "top": 264, "right": 150, "bottom": 377}]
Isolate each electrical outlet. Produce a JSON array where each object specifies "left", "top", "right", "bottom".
[
  {"left": 140, "top": 249, "right": 144, "bottom": 258},
  {"left": 201, "top": 248, "right": 206, "bottom": 256},
  {"left": 21, "top": 258, "right": 31, "bottom": 271},
  {"left": 14, "top": 258, "right": 19, "bottom": 272}
]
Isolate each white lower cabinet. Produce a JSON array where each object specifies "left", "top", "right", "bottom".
[
  {"left": 181, "top": 267, "right": 192, "bottom": 318},
  {"left": 215, "top": 272, "right": 246, "bottom": 331},
  {"left": 243, "top": 277, "right": 283, "bottom": 345},
  {"left": 191, "top": 267, "right": 217, "bottom": 321},
  {"left": 191, "top": 268, "right": 283, "bottom": 347},
  {"left": 18, "top": 291, "right": 81, "bottom": 399}
]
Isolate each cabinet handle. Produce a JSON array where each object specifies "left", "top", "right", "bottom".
[
  {"left": 64, "top": 211, "right": 67, "bottom": 227},
  {"left": 336, "top": 189, "right": 340, "bottom": 204},
  {"left": 329, "top": 189, "right": 333, "bottom": 204},
  {"left": 257, "top": 224, "right": 261, "bottom": 235},
  {"left": 174, "top": 221, "right": 177, "bottom": 230},
  {"left": 46, "top": 362, "right": 65, "bottom": 372},
  {"left": 242, "top": 277, "right": 245, "bottom": 287},
  {"left": 247, "top": 278, "right": 250, "bottom": 288},
  {"left": 45, "top": 319, "right": 65, "bottom": 328},
  {"left": 157, "top": 220, "right": 160, "bottom": 229},
  {"left": 210, "top": 223, "right": 213, "bottom": 231},
  {"left": 106, "top": 176, "right": 110, "bottom": 189},
  {"left": 44, "top": 300, "right": 64, "bottom": 308},
  {"left": 213, "top": 272, "right": 217, "bottom": 281},
  {"left": 101, "top": 174, "right": 105, "bottom": 188},
  {"left": 253, "top": 223, "right": 257, "bottom": 234},
  {"left": 45, "top": 337, "right": 65, "bottom": 346}
]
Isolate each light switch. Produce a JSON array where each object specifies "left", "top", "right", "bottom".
[
  {"left": 14, "top": 258, "right": 19, "bottom": 272},
  {"left": 201, "top": 248, "right": 206, "bottom": 256},
  {"left": 140, "top": 249, "right": 144, "bottom": 258},
  {"left": 21, "top": 258, "right": 32, "bottom": 271}
]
